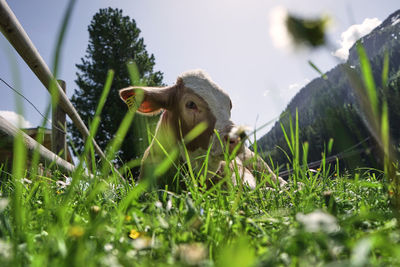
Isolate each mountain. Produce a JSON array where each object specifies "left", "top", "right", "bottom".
[{"left": 257, "top": 10, "right": 400, "bottom": 170}]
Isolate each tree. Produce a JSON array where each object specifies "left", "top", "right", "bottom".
[{"left": 69, "top": 8, "right": 163, "bottom": 174}]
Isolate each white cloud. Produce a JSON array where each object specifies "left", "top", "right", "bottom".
[
  {"left": 262, "top": 89, "right": 270, "bottom": 97},
  {"left": 0, "top": 111, "right": 33, "bottom": 128},
  {"left": 333, "top": 18, "right": 382, "bottom": 61},
  {"left": 280, "top": 78, "right": 310, "bottom": 103}
]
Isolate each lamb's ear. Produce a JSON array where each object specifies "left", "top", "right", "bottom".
[{"left": 119, "top": 86, "right": 176, "bottom": 115}]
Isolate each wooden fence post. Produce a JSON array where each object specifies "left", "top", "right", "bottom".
[
  {"left": 0, "top": 115, "right": 76, "bottom": 174},
  {"left": 0, "top": 1, "right": 124, "bottom": 181},
  {"left": 0, "top": 0, "right": 106, "bottom": 165},
  {"left": 52, "top": 79, "right": 67, "bottom": 160}
]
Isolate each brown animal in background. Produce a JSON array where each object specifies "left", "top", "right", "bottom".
[{"left": 119, "top": 70, "right": 287, "bottom": 189}]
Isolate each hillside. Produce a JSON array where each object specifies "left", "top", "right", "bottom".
[{"left": 257, "top": 9, "right": 400, "bottom": 170}]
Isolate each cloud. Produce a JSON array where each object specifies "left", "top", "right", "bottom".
[
  {"left": 280, "top": 79, "right": 310, "bottom": 103},
  {"left": 262, "top": 89, "right": 270, "bottom": 97},
  {"left": 333, "top": 18, "right": 382, "bottom": 61},
  {"left": 0, "top": 110, "right": 33, "bottom": 128}
]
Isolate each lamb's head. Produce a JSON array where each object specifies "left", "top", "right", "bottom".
[{"left": 119, "top": 70, "right": 243, "bottom": 159}]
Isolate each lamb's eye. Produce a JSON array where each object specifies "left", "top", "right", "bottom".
[{"left": 186, "top": 101, "right": 197, "bottom": 110}]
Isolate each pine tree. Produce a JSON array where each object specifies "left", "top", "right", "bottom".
[{"left": 69, "top": 8, "right": 163, "bottom": 174}]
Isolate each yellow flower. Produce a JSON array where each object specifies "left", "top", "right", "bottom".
[
  {"left": 68, "top": 226, "right": 84, "bottom": 238},
  {"left": 317, "top": 168, "right": 321, "bottom": 172},
  {"left": 129, "top": 229, "right": 141, "bottom": 239},
  {"left": 125, "top": 215, "right": 132, "bottom": 222}
]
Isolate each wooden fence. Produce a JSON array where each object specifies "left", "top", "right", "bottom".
[
  {"left": 0, "top": 115, "right": 75, "bottom": 173},
  {"left": 0, "top": 0, "right": 120, "bottom": 177}
]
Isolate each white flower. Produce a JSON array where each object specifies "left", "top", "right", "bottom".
[
  {"left": 0, "top": 198, "right": 9, "bottom": 212},
  {"left": 155, "top": 201, "right": 163, "bottom": 209},
  {"left": 101, "top": 255, "right": 122, "bottom": 267},
  {"left": 351, "top": 238, "right": 372, "bottom": 266},
  {"left": 296, "top": 210, "right": 339, "bottom": 233},
  {"left": 166, "top": 199, "right": 172, "bottom": 211},
  {"left": 269, "top": 6, "right": 330, "bottom": 51},
  {"left": 131, "top": 236, "right": 153, "bottom": 250},
  {"left": 269, "top": 6, "right": 291, "bottom": 50},
  {"left": 56, "top": 177, "right": 72, "bottom": 189},
  {"left": 176, "top": 243, "right": 207, "bottom": 266},
  {"left": 21, "top": 178, "right": 32, "bottom": 184},
  {"left": 0, "top": 240, "right": 12, "bottom": 259},
  {"left": 228, "top": 125, "right": 252, "bottom": 140},
  {"left": 104, "top": 243, "right": 113, "bottom": 252}
]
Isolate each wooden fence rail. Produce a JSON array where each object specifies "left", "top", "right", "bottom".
[
  {"left": 0, "top": 0, "right": 124, "bottom": 179},
  {"left": 0, "top": 0, "right": 106, "bottom": 164},
  {"left": 0, "top": 115, "right": 75, "bottom": 174},
  {"left": 52, "top": 80, "right": 67, "bottom": 160}
]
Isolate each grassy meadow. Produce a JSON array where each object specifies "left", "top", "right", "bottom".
[
  {"left": 0, "top": 122, "right": 399, "bottom": 266},
  {"left": 1, "top": 2, "right": 400, "bottom": 266},
  {"left": 1, "top": 85, "right": 399, "bottom": 266}
]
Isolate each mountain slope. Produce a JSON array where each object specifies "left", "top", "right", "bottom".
[{"left": 257, "top": 10, "right": 400, "bottom": 169}]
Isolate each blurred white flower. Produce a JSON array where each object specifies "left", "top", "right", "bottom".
[
  {"left": 104, "top": 243, "right": 113, "bottom": 252},
  {"left": 155, "top": 201, "right": 163, "bottom": 209},
  {"left": 158, "top": 215, "right": 169, "bottom": 229},
  {"left": 126, "top": 249, "right": 137, "bottom": 259},
  {"left": 56, "top": 177, "right": 72, "bottom": 189},
  {"left": 351, "top": 238, "right": 372, "bottom": 266},
  {"left": 101, "top": 255, "right": 122, "bottom": 267},
  {"left": 21, "top": 178, "right": 32, "bottom": 184},
  {"left": 166, "top": 199, "right": 172, "bottom": 211},
  {"left": 228, "top": 125, "right": 252, "bottom": 140},
  {"left": 0, "top": 198, "right": 9, "bottom": 212},
  {"left": 269, "top": 6, "right": 291, "bottom": 50},
  {"left": 176, "top": 243, "right": 207, "bottom": 266},
  {"left": 34, "top": 230, "right": 48, "bottom": 240},
  {"left": 131, "top": 236, "right": 153, "bottom": 250},
  {"left": 296, "top": 210, "right": 339, "bottom": 233},
  {"left": 0, "top": 239, "right": 12, "bottom": 259},
  {"left": 269, "top": 6, "right": 330, "bottom": 50}
]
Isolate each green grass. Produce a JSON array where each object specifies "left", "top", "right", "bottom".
[
  {"left": 1, "top": 3, "right": 400, "bottom": 266},
  {"left": 1, "top": 139, "right": 399, "bottom": 266},
  {"left": 1, "top": 87, "right": 399, "bottom": 266},
  {"left": 1, "top": 103, "right": 399, "bottom": 266}
]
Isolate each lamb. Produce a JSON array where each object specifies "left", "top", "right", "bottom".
[{"left": 119, "top": 70, "right": 287, "bottom": 189}]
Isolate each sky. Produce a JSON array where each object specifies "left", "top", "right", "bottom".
[{"left": 0, "top": 0, "right": 399, "bottom": 139}]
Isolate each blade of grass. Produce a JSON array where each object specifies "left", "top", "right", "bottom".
[
  {"left": 11, "top": 131, "right": 26, "bottom": 242},
  {"left": 381, "top": 51, "right": 389, "bottom": 89},
  {"left": 308, "top": 60, "right": 328, "bottom": 80},
  {"left": 357, "top": 43, "right": 378, "bottom": 118}
]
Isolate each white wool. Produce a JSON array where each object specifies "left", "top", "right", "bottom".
[
  {"left": 178, "top": 70, "right": 259, "bottom": 188},
  {"left": 231, "top": 157, "right": 256, "bottom": 189},
  {"left": 179, "top": 70, "right": 232, "bottom": 133}
]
